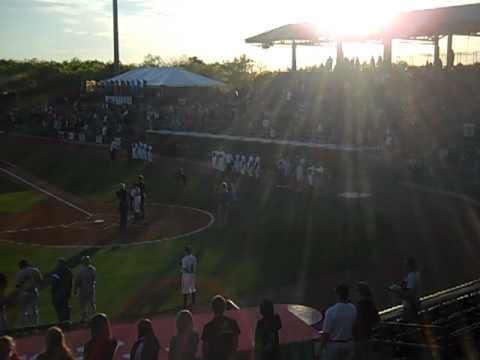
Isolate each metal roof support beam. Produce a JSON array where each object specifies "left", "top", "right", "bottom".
[
  {"left": 291, "top": 40, "right": 297, "bottom": 72},
  {"left": 447, "top": 34, "right": 455, "bottom": 69},
  {"left": 383, "top": 38, "right": 393, "bottom": 66},
  {"left": 433, "top": 35, "right": 441, "bottom": 68}
]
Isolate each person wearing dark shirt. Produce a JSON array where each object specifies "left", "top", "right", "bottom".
[
  {"left": 169, "top": 310, "right": 199, "bottom": 360},
  {"left": 201, "top": 295, "right": 241, "bottom": 360},
  {"left": 0, "top": 336, "right": 20, "bottom": 360},
  {"left": 49, "top": 258, "right": 73, "bottom": 322},
  {"left": 255, "top": 299, "right": 282, "bottom": 360},
  {"left": 130, "top": 319, "right": 160, "bottom": 360},
  {"left": 36, "top": 327, "right": 74, "bottom": 360},
  {"left": 137, "top": 175, "right": 146, "bottom": 220},
  {"left": 354, "top": 282, "right": 380, "bottom": 360},
  {"left": 116, "top": 183, "right": 129, "bottom": 230},
  {"left": 83, "top": 313, "right": 117, "bottom": 360}
]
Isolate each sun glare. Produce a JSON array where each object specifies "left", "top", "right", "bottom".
[{"left": 311, "top": 1, "right": 399, "bottom": 36}]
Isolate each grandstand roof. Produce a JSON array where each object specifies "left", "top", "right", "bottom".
[
  {"left": 245, "top": 3, "right": 480, "bottom": 45},
  {"left": 386, "top": 3, "right": 480, "bottom": 39}
]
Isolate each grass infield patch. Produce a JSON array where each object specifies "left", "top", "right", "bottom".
[{"left": 0, "top": 190, "right": 46, "bottom": 213}]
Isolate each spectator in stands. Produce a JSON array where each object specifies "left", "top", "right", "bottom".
[
  {"left": 254, "top": 299, "right": 282, "bottom": 360},
  {"left": 353, "top": 282, "right": 380, "bottom": 360},
  {"left": 0, "top": 274, "right": 9, "bottom": 332},
  {"left": 83, "top": 313, "right": 117, "bottom": 360},
  {"left": 389, "top": 257, "right": 421, "bottom": 322},
  {"left": 201, "top": 295, "right": 241, "bottom": 360},
  {"left": 169, "top": 310, "right": 199, "bottom": 360},
  {"left": 181, "top": 246, "right": 197, "bottom": 308},
  {"left": 320, "top": 284, "right": 357, "bottom": 360},
  {"left": 74, "top": 256, "right": 96, "bottom": 322},
  {"left": 0, "top": 336, "right": 19, "bottom": 360},
  {"left": 48, "top": 258, "right": 73, "bottom": 322},
  {"left": 15, "top": 259, "right": 43, "bottom": 327},
  {"left": 130, "top": 318, "right": 160, "bottom": 360},
  {"left": 36, "top": 326, "right": 74, "bottom": 360}
]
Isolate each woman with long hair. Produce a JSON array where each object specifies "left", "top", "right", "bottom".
[
  {"left": 36, "top": 327, "right": 74, "bottom": 360},
  {"left": 130, "top": 318, "right": 161, "bottom": 360},
  {"left": 354, "top": 282, "right": 380, "bottom": 360},
  {"left": 83, "top": 313, "right": 118, "bottom": 360},
  {"left": 255, "top": 299, "right": 282, "bottom": 360},
  {"left": 0, "top": 336, "right": 20, "bottom": 360},
  {"left": 169, "top": 310, "right": 199, "bottom": 360}
]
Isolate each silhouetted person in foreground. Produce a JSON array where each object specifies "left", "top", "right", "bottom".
[
  {"left": 169, "top": 310, "right": 199, "bottom": 360},
  {"left": 0, "top": 336, "right": 20, "bottom": 360},
  {"left": 354, "top": 282, "right": 380, "bottom": 360},
  {"left": 201, "top": 295, "right": 241, "bottom": 360},
  {"left": 83, "top": 313, "right": 117, "bottom": 360},
  {"left": 36, "top": 326, "right": 74, "bottom": 360},
  {"left": 320, "top": 284, "right": 356, "bottom": 360},
  {"left": 255, "top": 299, "right": 282, "bottom": 360},
  {"left": 130, "top": 318, "right": 160, "bottom": 360},
  {"left": 389, "top": 257, "right": 421, "bottom": 323}
]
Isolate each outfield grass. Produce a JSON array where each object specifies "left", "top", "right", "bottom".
[
  {"left": 1, "top": 136, "right": 480, "bottom": 326},
  {"left": 0, "top": 191, "right": 45, "bottom": 213}
]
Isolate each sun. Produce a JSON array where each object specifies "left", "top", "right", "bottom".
[{"left": 310, "top": 0, "right": 399, "bottom": 37}]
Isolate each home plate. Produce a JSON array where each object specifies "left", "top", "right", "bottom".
[
  {"left": 93, "top": 219, "right": 105, "bottom": 224},
  {"left": 339, "top": 192, "right": 372, "bottom": 199}
]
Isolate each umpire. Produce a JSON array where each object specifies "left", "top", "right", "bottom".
[
  {"left": 137, "top": 175, "right": 146, "bottom": 220},
  {"left": 116, "top": 183, "right": 129, "bottom": 230},
  {"left": 48, "top": 258, "right": 73, "bottom": 322}
]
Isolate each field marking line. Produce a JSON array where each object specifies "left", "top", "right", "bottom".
[
  {"left": 0, "top": 166, "right": 93, "bottom": 218},
  {"left": 0, "top": 203, "right": 215, "bottom": 249}
]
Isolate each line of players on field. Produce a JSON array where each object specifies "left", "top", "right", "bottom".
[
  {"left": 210, "top": 150, "right": 326, "bottom": 189},
  {"left": 130, "top": 141, "right": 153, "bottom": 163},
  {"left": 211, "top": 150, "right": 262, "bottom": 178}
]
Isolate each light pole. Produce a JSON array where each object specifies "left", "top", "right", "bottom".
[{"left": 113, "top": 0, "right": 120, "bottom": 73}]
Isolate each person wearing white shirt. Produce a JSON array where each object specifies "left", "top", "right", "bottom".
[
  {"left": 240, "top": 155, "right": 247, "bottom": 175},
  {"left": 320, "top": 284, "right": 357, "bottom": 360},
  {"left": 15, "top": 260, "right": 43, "bottom": 327},
  {"left": 181, "top": 246, "right": 198, "bottom": 308},
  {"left": 389, "top": 257, "right": 421, "bottom": 322}
]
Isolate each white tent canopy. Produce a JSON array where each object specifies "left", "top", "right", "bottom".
[{"left": 105, "top": 67, "right": 224, "bottom": 87}]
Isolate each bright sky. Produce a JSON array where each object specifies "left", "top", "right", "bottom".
[{"left": 0, "top": 0, "right": 479, "bottom": 69}]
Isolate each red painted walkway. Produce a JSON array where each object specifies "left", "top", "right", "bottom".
[{"left": 14, "top": 305, "right": 320, "bottom": 359}]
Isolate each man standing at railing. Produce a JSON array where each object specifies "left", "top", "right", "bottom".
[{"left": 389, "top": 257, "right": 421, "bottom": 323}]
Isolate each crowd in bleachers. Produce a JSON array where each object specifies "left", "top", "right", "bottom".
[
  {"left": 7, "top": 100, "right": 137, "bottom": 145},
  {"left": 142, "top": 62, "right": 480, "bottom": 154}
]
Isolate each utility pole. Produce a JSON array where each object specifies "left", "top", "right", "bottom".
[{"left": 113, "top": 0, "right": 120, "bottom": 73}]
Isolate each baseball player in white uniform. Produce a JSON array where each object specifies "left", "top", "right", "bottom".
[
  {"left": 181, "top": 246, "right": 197, "bottom": 308},
  {"left": 74, "top": 256, "right": 96, "bottom": 322},
  {"left": 15, "top": 260, "right": 43, "bottom": 327}
]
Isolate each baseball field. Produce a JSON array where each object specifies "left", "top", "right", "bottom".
[{"left": 1, "top": 133, "right": 480, "bottom": 326}]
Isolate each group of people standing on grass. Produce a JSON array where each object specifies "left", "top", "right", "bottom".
[
  {"left": 0, "top": 256, "right": 96, "bottom": 332},
  {"left": 0, "top": 295, "right": 281, "bottom": 360},
  {"left": 116, "top": 174, "right": 147, "bottom": 230}
]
